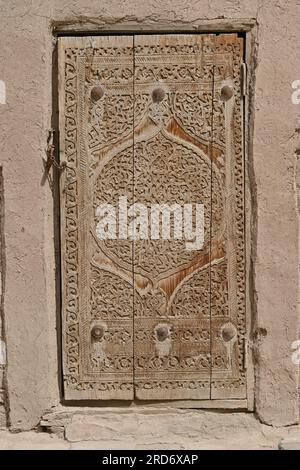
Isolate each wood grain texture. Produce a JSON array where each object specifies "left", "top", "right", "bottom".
[
  {"left": 133, "top": 34, "right": 214, "bottom": 399},
  {"left": 59, "top": 36, "right": 135, "bottom": 399},
  {"left": 58, "top": 34, "right": 246, "bottom": 401},
  {"left": 210, "top": 35, "right": 246, "bottom": 399}
]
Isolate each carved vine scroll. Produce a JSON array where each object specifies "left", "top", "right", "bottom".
[{"left": 58, "top": 34, "right": 246, "bottom": 401}]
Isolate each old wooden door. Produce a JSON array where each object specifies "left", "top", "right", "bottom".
[{"left": 58, "top": 33, "right": 247, "bottom": 402}]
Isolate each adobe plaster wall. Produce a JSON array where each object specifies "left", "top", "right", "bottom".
[{"left": 0, "top": 0, "right": 299, "bottom": 431}]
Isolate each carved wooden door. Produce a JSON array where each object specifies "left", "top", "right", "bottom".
[{"left": 58, "top": 34, "right": 246, "bottom": 402}]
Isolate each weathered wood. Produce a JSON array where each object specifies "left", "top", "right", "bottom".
[
  {"left": 59, "top": 33, "right": 246, "bottom": 402},
  {"left": 133, "top": 34, "right": 214, "bottom": 399},
  {"left": 59, "top": 36, "right": 135, "bottom": 399},
  {"left": 210, "top": 34, "right": 246, "bottom": 399}
]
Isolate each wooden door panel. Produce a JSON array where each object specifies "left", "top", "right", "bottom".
[
  {"left": 59, "top": 36, "right": 135, "bottom": 399},
  {"left": 133, "top": 35, "right": 214, "bottom": 399},
  {"left": 210, "top": 35, "right": 246, "bottom": 399},
  {"left": 59, "top": 33, "right": 247, "bottom": 402}
]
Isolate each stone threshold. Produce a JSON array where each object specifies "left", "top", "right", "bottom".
[{"left": 37, "top": 404, "right": 300, "bottom": 450}]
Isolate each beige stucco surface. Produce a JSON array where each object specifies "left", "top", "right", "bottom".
[{"left": 0, "top": 0, "right": 299, "bottom": 431}]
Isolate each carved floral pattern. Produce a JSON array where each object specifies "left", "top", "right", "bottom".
[{"left": 61, "top": 35, "right": 246, "bottom": 399}]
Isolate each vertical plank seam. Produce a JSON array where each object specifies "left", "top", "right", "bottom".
[{"left": 209, "top": 38, "right": 216, "bottom": 400}]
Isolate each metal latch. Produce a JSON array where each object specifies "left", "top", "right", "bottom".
[{"left": 46, "top": 129, "right": 66, "bottom": 171}]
